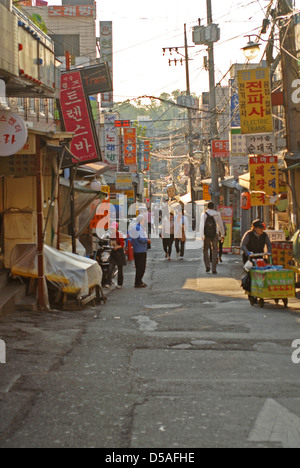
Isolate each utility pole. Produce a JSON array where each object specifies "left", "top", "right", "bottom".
[
  {"left": 206, "top": 0, "right": 220, "bottom": 207},
  {"left": 278, "top": 0, "right": 300, "bottom": 228},
  {"left": 163, "top": 26, "right": 196, "bottom": 230}
]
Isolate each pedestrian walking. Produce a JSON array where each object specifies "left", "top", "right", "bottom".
[
  {"left": 218, "top": 222, "right": 227, "bottom": 263},
  {"left": 240, "top": 219, "right": 272, "bottom": 265},
  {"left": 105, "top": 222, "right": 127, "bottom": 289},
  {"left": 200, "top": 202, "right": 225, "bottom": 274},
  {"left": 129, "top": 214, "right": 151, "bottom": 288},
  {"left": 162, "top": 211, "right": 175, "bottom": 260},
  {"left": 174, "top": 209, "right": 188, "bottom": 260}
]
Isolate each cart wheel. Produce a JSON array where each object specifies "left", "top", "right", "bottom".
[
  {"left": 283, "top": 298, "right": 288, "bottom": 308},
  {"left": 249, "top": 296, "right": 255, "bottom": 306},
  {"left": 258, "top": 298, "right": 264, "bottom": 308}
]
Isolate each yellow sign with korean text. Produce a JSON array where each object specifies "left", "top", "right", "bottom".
[
  {"left": 249, "top": 155, "right": 279, "bottom": 206},
  {"left": 237, "top": 68, "right": 273, "bottom": 134}
]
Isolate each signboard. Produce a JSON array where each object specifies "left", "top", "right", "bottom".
[
  {"left": 100, "top": 21, "right": 113, "bottom": 108},
  {"left": 218, "top": 206, "right": 233, "bottom": 253},
  {"left": 230, "top": 129, "right": 247, "bottom": 155},
  {"left": 49, "top": 5, "right": 94, "bottom": 17},
  {"left": 115, "top": 172, "right": 133, "bottom": 190},
  {"left": 246, "top": 133, "right": 276, "bottom": 155},
  {"left": 237, "top": 67, "right": 273, "bottom": 134},
  {"left": 0, "top": 150, "right": 51, "bottom": 176},
  {"left": 104, "top": 113, "right": 118, "bottom": 169},
  {"left": 124, "top": 127, "right": 137, "bottom": 165},
  {"left": 0, "top": 111, "right": 28, "bottom": 157},
  {"left": 16, "top": 132, "right": 36, "bottom": 155},
  {"left": 229, "top": 78, "right": 241, "bottom": 128},
  {"left": 60, "top": 71, "right": 99, "bottom": 165},
  {"left": 143, "top": 140, "right": 150, "bottom": 172},
  {"left": 250, "top": 269, "right": 295, "bottom": 299},
  {"left": 212, "top": 140, "right": 230, "bottom": 158},
  {"left": 203, "top": 184, "right": 210, "bottom": 201},
  {"left": 115, "top": 120, "right": 131, "bottom": 128},
  {"left": 249, "top": 155, "right": 278, "bottom": 206},
  {"left": 80, "top": 64, "right": 112, "bottom": 96},
  {"left": 271, "top": 242, "right": 293, "bottom": 269}
]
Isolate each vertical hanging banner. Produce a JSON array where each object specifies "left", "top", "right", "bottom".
[
  {"left": 249, "top": 155, "right": 279, "bottom": 206},
  {"left": 60, "top": 71, "right": 100, "bottom": 165},
  {"left": 218, "top": 206, "right": 233, "bottom": 253},
  {"left": 124, "top": 127, "right": 137, "bottom": 165},
  {"left": 100, "top": 21, "right": 113, "bottom": 108},
  {"left": 143, "top": 140, "right": 150, "bottom": 172},
  {"left": 104, "top": 113, "right": 118, "bottom": 169},
  {"left": 237, "top": 67, "right": 273, "bottom": 134}
]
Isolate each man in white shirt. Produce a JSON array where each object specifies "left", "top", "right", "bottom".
[{"left": 199, "top": 202, "right": 225, "bottom": 274}]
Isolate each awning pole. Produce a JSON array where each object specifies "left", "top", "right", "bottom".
[{"left": 36, "top": 135, "right": 45, "bottom": 310}]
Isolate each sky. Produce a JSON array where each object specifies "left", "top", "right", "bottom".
[
  {"left": 48, "top": 0, "right": 300, "bottom": 102},
  {"left": 95, "top": 0, "right": 300, "bottom": 101}
]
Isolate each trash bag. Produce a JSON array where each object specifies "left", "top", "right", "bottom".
[{"left": 241, "top": 271, "right": 251, "bottom": 292}]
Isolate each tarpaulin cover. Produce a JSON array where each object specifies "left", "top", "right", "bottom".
[{"left": 10, "top": 244, "right": 103, "bottom": 296}]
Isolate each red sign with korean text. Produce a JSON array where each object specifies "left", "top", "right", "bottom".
[
  {"left": 60, "top": 71, "right": 99, "bottom": 165},
  {"left": 124, "top": 128, "right": 137, "bottom": 165},
  {"left": 49, "top": 5, "right": 94, "bottom": 17},
  {"left": 212, "top": 140, "right": 230, "bottom": 158}
]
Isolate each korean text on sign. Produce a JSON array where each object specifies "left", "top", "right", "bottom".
[
  {"left": 249, "top": 155, "right": 278, "bottom": 206},
  {"left": 212, "top": 140, "right": 230, "bottom": 158},
  {"left": 60, "top": 71, "right": 98, "bottom": 164},
  {"left": 237, "top": 67, "right": 273, "bottom": 135}
]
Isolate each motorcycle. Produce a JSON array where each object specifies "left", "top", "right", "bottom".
[{"left": 92, "top": 233, "right": 118, "bottom": 286}]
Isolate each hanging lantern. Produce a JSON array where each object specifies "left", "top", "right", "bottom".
[{"left": 241, "top": 192, "right": 251, "bottom": 210}]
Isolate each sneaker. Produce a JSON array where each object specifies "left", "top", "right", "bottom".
[
  {"left": 212, "top": 271, "right": 217, "bottom": 275},
  {"left": 135, "top": 283, "right": 147, "bottom": 288},
  {"left": 116, "top": 285, "right": 122, "bottom": 289},
  {"left": 206, "top": 268, "right": 210, "bottom": 273},
  {"left": 104, "top": 284, "right": 111, "bottom": 289}
]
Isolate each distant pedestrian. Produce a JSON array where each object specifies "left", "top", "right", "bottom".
[
  {"left": 105, "top": 222, "right": 127, "bottom": 289},
  {"left": 174, "top": 209, "right": 188, "bottom": 260},
  {"left": 200, "top": 202, "right": 225, "bottom": 274},
  {"left": 218, "top": 222, "right": 227, "bottom": 263},
  {"left": 162, "top": 211, "right": 175, "bottom": 260},
  {"left": 129, "top": 214, "right": 151, "bottom": 288}
]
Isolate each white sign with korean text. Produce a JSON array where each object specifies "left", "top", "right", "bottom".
[
  {"left": 0, "top": 111, "right": 28, "bottom": 157},
  {"left": 246, "top": 133, "right": 276, "bottom": 155}
]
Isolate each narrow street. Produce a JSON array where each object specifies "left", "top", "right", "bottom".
[{"left": 0, "top": 237, "right": 300, "bottom": 448}]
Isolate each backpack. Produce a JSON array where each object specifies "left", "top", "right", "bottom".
[{"left": 204, "top": 213, "right": 217, "bottom": 239}]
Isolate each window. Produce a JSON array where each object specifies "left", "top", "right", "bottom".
[{"left": 49, "top": 34, "right": 80, "bottom": 57}]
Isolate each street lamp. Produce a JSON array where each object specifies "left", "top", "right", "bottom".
[{"left": 242, "top": 36, "right": 261, "bottom": 61}]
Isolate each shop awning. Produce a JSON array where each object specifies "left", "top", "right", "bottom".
[{"left": 238, "top": 172, "right": 250, "bottom": 190}]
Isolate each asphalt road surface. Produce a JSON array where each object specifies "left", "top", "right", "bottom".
[{"left": 0, "top": 236, "right": 300, "bottom": 448}]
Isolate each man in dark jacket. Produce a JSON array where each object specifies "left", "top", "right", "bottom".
[{"left": 240, "top": 219, "right": 272, "bottom": 264}]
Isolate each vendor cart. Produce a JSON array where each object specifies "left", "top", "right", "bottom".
[{"left": 247, "top": 254, "right": 296, "bottom": 308}]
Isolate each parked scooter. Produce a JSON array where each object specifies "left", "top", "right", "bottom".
[{"left": 92, "top": 233, "right": 118, "bottom": 286}]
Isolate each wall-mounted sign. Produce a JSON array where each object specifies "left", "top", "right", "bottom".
[
  {"left": 237, "top": 67, "right": 273, "bottom": 134},
  {"left": 124, "top": 128, "right": 137, "bottom": 165},
  {"left": 49, "top": 5, "right": 94, "bottom": 17},
  {"left": 100, "top": 21, "right": 113, "bottom": 108},
  {"left": 0, "top": 111, "right": 28, "bottom": 157},
  {"left": 80, "top": 63, "right": 112, "bottom": 96},
  {"left": 212, "top": 140, "right": 230, "bottom": 158},
  {"left": 60, "top": 70, "right": 99, "bottom": 165}
]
